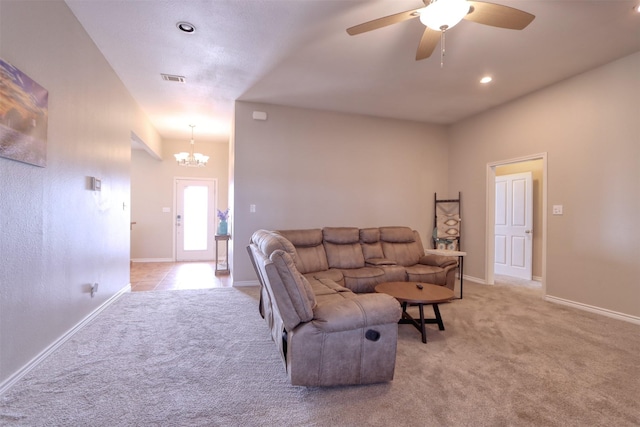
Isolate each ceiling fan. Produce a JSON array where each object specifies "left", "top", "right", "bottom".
[{"left": 346, "top": 0, "right": 535, "bottom": 63}]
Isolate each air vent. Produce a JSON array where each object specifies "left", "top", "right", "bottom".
[{"left": 161, "top": 74, "right": 186, "bottom": 83}]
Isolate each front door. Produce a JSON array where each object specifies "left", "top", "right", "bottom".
[
  {"left": 494, "top": 172, "right": 533, "bottom": 279},
  {"left": 175, "top": 178, "right": 216, "bottom": 261}
]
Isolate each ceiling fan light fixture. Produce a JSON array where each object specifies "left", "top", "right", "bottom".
[
  {"left": 419, "top": 0, "right": 470, "bottom": 31},
  {"left": 480, "top": 76, "right": 493, "bottom": 84}
]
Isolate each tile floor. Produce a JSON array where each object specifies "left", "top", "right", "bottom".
[{"left": 130, "top": 261, "right": 232, "bottom": 292}]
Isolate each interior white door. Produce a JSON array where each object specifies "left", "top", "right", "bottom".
[
  {"left": 494, "top": 172, "right": 533, "bottom": 280},
  {"left": 175, "top": 178, "right": 216, "bottom": 261}
]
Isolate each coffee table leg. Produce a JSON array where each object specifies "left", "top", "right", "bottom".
[
  {"left": 418, "top": 303, "right": 427, "bottom": 343},
  {"left": 433, "top": 303, "right": 445, "bottom": 330}
]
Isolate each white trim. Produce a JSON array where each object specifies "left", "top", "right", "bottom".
[
  {"left": 0, "top": 284, "right": 131, "bottom": 396},
  {"left": 545, "top": 295, "right": 640, "bottom": 325},
  {"left": 233, "top": 280, "right": 260, "bottom": 287},
  {"left": 463, "top": 274, "right": 487, "bottom": 285},
  {"left": 131, "top": 258, "right": 174, "bottom": 263},
  {"left": 532, "top": 276, "right": 543, "bottom": 282}
]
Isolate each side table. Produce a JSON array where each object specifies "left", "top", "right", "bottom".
[
  {"left": 215, "top": 234, "right": 230, "bottom": 276},
  {"left": 424, "top": 248, "right": 467, "bottom": 299}
]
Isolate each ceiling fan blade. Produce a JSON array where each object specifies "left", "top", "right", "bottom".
[
  {"left": 464, "top": 1, "right": 535, "bottom": 30},
  {"left": 347, "top": 8, "right": 422, "bottom": 36},
  {"left": 416, "top": 28, "right": 441, "bottom": 60}
]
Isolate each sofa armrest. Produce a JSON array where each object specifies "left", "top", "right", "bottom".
[
  {"left": 365, "top": 258, "right": 397, "bottom": 266},
  {"left": 419, "top": 254, "right": 457, "bottom": 268},
  {"left": 311, "top": 294, "right": 401, "bottom": 333}
]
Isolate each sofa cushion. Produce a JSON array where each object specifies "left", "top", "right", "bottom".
[
  {"left": 380, "top": 227, "right": 424, "bottom": 267},
  {"left": 323, "top": 227, "right": 365, "bottom": 269},
  {"left": 325, "top": 242, "right": 366, "bottom": 269},
  {"left": 278, "top": 229, "right": 323, "bottom": 247},
  {"left": 405, "top": 264, "right": 446, "bottom": 284},
  {"left": 341, "top": 267, "right": 385, "bottom": 293},
  {"left": 359, "top": 228, "right": 380, "bottom": 244},
  {"left": 381, "top": 241, "right": 421, "bottom": 267},
  {"left": 253, "top": 229, "right": 298, "bottom": 261},
  {"left": 306, "top": 277, "right": 350, "bottom": 296},
  {"left": 323, "top": 227, "right": 360, "bottom": 244},
  {"left": 277, "top": 229, "right": 329, "bottom": 274},
  {"left": 360, "top": 228, "right": 384, "bottom": 260},
  {"left": 365, "top": 258, "right": 397, "bottom": 266},
  {"left": 308, "top": 269, "right": 344, "bottom": 285},
  {"left": 420, "top": 254, "right": 457, "bottom": 268},
  {"left": 270, "top": 250, "right": 316, "bottom": 322},
  {"left": 362, "top": 242, "right": 384, "bottom": 260},
  {"left": 379, "top": 226, "right": 416, "bottom": 243},
  {"left": 341, "top": 267, "right": 385, "bottom": 279}
]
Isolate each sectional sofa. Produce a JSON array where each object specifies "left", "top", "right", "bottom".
[{"left": 247, "top": 226, "right": 458, "bottom": 386}]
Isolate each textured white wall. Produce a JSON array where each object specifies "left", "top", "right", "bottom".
[
  {"left": 232, "top": 102, "right": 450, "bottom": 283},
  {"left": 449, "top": 52, "right": 640, "bottom": 317},
  {"left": 0, "top": 1, "right": 159, "bottom": 386}
]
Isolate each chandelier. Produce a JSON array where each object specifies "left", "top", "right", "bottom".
[{"left": 174, "top": 124, "right": 209, "bottom": 167}]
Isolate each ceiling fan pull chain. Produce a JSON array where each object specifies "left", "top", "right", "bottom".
[{"left": 440, "top": 29, "right": 445, "bottom": 68}]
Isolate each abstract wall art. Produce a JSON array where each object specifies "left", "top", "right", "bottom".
[{"left": 0, "top": 58, "right": 49, "bottom": 167}]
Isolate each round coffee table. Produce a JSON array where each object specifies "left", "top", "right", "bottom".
[{"left": 375, "top": 282, "right": 454, "bottom": 343}]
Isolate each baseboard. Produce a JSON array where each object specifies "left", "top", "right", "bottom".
[
  {"left": 463, "top": 274, "right": 486, "bottom": 285},
  {"left": 532, "top": 275, "right": 542, "bottom": 282},
  {"left": 233, "top": 280, "right": 260, "bottom": 287},
  {"left": 131, "top": 258, "right": 173, "bottom": 263},
  {"left": 545, "top": 295, "right": 640, "bottom": 325},
  {"left": 0, "top": 284, "right": 132, "bottom": 396}
]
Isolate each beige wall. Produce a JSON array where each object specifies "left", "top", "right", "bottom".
[
  {"left": 232, "top": 102, "right": 450, "bottom": 282},
  {"left": 0, "top": 0, "right": 160, "bottom": 386},
  {"left": 449, "top": 52, "right": 640, "bottom": 317},
  {"left": 495, "top": 160, "right": 543, "bottom": 278},
  {"left": 130, "top": 139, "right": 229, "bottom": 260}
]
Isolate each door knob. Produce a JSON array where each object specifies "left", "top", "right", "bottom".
[{"left": 525, "top": 229, "right": 532, "bottom": 234}]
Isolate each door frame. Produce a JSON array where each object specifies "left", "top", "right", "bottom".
[
  {"left": 485, "top": 153, "right": 547, "bottom": 294},
  {"left": 172, "top": 177, "right": 218, "bottom": 261}
]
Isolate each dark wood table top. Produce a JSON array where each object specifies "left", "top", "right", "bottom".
[{"left": 375, "top": 282, "right": 455, "bottom": 304}]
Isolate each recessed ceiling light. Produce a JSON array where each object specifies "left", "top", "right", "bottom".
[
  {"left": 176, "top": 21, "right": 196, "bottom": 33},
  {"left": 634, "top": 4, "right": 640, "bottom": 12},
  {"left": 480, "top": 76, "right": 493, "bottom": 84}
]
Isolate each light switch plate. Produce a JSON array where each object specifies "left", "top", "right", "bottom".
[{"left": 552, "top": 205, "right": 563, "bottom": 215}]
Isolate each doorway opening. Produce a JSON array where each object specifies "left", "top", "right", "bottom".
[
  {"left": 485, "top": 153, "right": 547, "bottom": 294},
  {"left": 174, "top": 178, "right": 217, "bottom": 261},
  {"left": 494, "top": 171, "right": 533, "bottom": 280}
]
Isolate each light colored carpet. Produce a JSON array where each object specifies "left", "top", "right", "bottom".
[{"left": 1, "top": 283, "right": 639, "bottom": 426}]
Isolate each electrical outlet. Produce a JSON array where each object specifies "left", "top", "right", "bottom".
[
  {"left": 250, "top": 204, "right": 256, "bottom": 213},
  {"left": 552, "top": 205, "right": 563, "bottom": 215}
]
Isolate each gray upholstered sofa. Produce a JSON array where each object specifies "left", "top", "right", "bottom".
[
  {"left": 248, "top": 229, "right": 401, "bottom": 386},
  {"left": 247, "top": 226, "right": 458, "bottom": 387},
  {"left": 276, "top": 226, "right": 458, "bottom": 293}
]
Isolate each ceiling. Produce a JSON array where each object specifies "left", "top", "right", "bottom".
[{"left": 65, "top": 0, "right": 640, "bottom": 142}]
